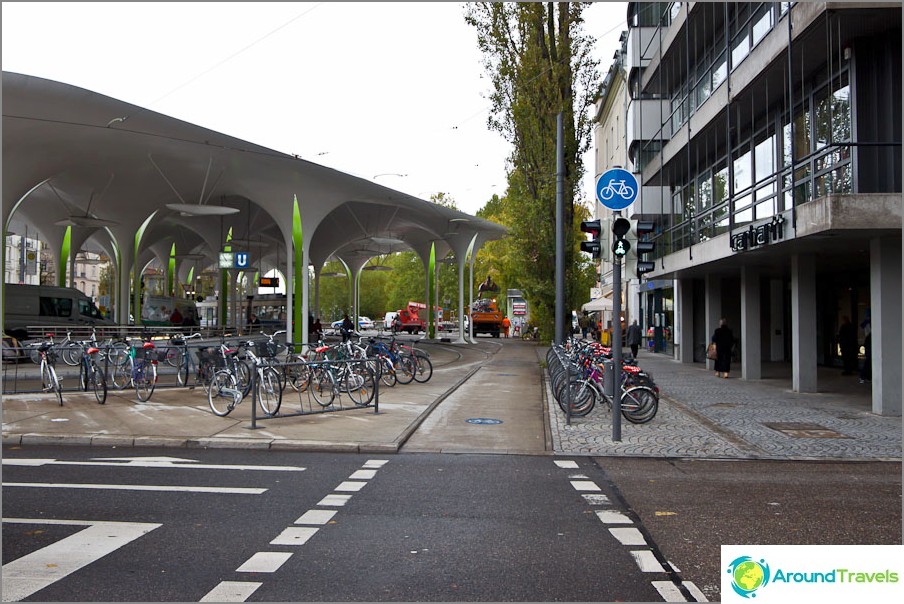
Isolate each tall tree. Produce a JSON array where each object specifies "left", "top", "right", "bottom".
[{"left": 465, "top": 2, "right": 599, "bottom": 338}]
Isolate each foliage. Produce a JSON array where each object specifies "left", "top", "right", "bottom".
[{"left": 465, "top": 2, "right": 600, "bottom": 339}]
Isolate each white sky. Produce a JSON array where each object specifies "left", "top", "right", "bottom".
[{"left": 2, "top": 1, "right": 628, "bottom": 217}]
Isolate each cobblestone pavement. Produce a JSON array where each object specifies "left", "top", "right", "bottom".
[{"left": 542, "top": 349, "right": 902, "bottom": 461}]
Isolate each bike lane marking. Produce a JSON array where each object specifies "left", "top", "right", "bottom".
[
  {"left": 200, "top": 459, "right": 390, "bottom": 602},
  {"left": 557, "top": 460, "right": 708, "bottom": 602},
  {"left": 1, "top": 518, "right": 161, "bottom": 602}
]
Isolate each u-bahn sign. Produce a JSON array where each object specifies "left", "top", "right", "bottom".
[{"left": 596, "top": 168, "right": 639, "bottom": 211}]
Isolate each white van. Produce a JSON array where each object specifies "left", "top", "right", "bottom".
[{"left": 2, "top": 284, "right": 115, "bottom": 339}]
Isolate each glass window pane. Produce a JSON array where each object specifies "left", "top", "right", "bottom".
[
  {"left": 712, "top": 53, "right": 727, "bottom": 89},
  {"left": 832, "top": 83, "right": 851, "bottom": 142},
  {"left": 714, "top": 166, "right": 729, "bottom": 204},
  {"left": 755, "top": 135, "right": 776, "bottom": 182},
  {"left": 733, "top": 149, "right": 752, "bottom": 193},
  {"left": 731, "top": 31, "right": 749, "bottom": 69},
  {"left": 752, "top": 9, "right": 771, "bottom": 45},
  {"left": 735, "top": 205, "right": 753, "bottom": 227},
  {"left": 697, "top": 172, "right": 713, "bottom": 211}
]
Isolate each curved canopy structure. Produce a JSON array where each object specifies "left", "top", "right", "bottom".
[{"left": 2, "top": 71, "right": 507, "bottom": 342}]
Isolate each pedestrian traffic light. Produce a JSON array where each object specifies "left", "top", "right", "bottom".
[
  {"left": 635, "top": 220, "right": 656, "bottom": 278},
  {"left": 580, "top": 219, "right": 602, "bottom": 259},
  {"left": 612, "top": 217, "right": 631, "bottom": 258}
]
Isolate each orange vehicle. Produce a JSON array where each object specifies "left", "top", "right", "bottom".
[
  {"left": 468, "top": 292, "right": 503, "bottom": 337},
  {"left": 393, "top": 302, "right": 427, "bottom": 334}
]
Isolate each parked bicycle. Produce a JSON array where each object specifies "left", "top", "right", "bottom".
[
  {"left": 36, "top": 335, "right": 63, "bottom": 406},
  {"left": 78, "top": 344, "right": 107, "bottom": 404}
]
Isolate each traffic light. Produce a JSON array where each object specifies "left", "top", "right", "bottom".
[
  {"left": 612, "top": 217, "right": 631, "bottom": 258},
  {"left": 635, "top": 220, "right": 656, "bottom": 278},
  {"left": 580, "top": 219, "right": 602, "bottom": 259}
]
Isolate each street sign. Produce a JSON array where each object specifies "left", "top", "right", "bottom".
[
  {"left": 234, "top": 252, "right": 249, "bottom": 269},
  {"left": 596, "top": 168, "right": 639, "bottom": 210}
]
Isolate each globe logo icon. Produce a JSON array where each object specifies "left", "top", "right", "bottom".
[{"left": 727, "top": 556, "right": 771, "bottom": 598}]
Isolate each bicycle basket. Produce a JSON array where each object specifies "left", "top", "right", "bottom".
[{"left": 255, "top": 340, "right": 280, "bottom": 358}]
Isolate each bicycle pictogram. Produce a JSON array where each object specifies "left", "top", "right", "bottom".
[{"left": 598, "top": 179, "right": 635, "bottom": 201}]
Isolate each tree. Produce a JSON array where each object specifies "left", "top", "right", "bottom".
[{"left": 465, "top": 2, "right": 600, "bottom": 339}]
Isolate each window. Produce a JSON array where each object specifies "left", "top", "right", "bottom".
[
  {"left": 39, "top": 296, "right": 72, "bottom": 317},
  {"left": 755, "top": 135, "right": 776, "bottom": 183},
  {"left": 733, "top": 148, "right": 752, "bottom": 194}
]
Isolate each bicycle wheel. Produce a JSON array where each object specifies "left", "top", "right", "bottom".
[
  {"left": 411, "top": 353, "right": 432, "bottom": 383},
  {"left": 394, "top": 355, "right": 416, "bottom": 385},
  {"left": 620, "top": 386, "right": 658, "bottom": 424},
  {"left": 208, "top": 370, "right": 238, "bottom": 416},
  {"left": 79, "top": 358, "right": 89, "bottom": 391},
  {"left": 61, "top": 341, "right": 82, "bottom": 366},
  {"left": 234, "top": 359, "right": 253, "bottom": 398},
  {"left": 112, "top": 355, "right": 133, "bottom": 390},
  {"left": 560, "top": 379, "right": 596, "bottom": 417},
  {"left": 91, "top": 368, "right": 107, "bottom": 404},
  {"left": 309, "top": 365, "right": 336, "bottom": 407},
  {"left": 257, "top": 367, "right": 283, "bottom": 416},
  {"left": 345, "top": 364, "right": 374, "bottom": 407},
  {"left": 164, "top": 346, "right": 181, "bottom": 367},
  {"left": 177, "top": 356, "right": 190, "bottom": 386},
  {"left": 135, "top": 362, "right": 156, "bottom": 402},
  {"left": 379, "top": 357, "right": 397, "bottom": 387}
]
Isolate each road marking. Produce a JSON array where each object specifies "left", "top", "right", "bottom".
[
  {"left": 630, "top": 549, "right": 666, "bottom": 573},
  {"left": 295, "top": 510, "right": 337, "bottom": 525},
  {"left": 582, "top": 494, "right": 612, "bottom": 505},
  {"left": 334, "top": 481, "right": 366, "bottom": 492},
  {"left": 317, "top": 494, "right": 352, "bottom": 506},
  {"left": 651, "top": 580, "right": 688, "bottom": 602},
  {"left": 595, "top": 509, "right": 632, "bottom": 524},
  {"left": 2, "top": 482, "right": 266, "bottom": 495},
  {"left": 236, "top": 552, "right": 293, "bottom": 573},
  {"left": 570, "top": 480, "right": 601, "bottom": 492},
  {"left": 348, "top": 469, "right": 377, "bottom": 480},
  {"left": 683, "top": 581, "right": 708, "bottom": 601},
  {"left": 609, "top": 526, "right": 647, "bottom": 546},
  {"left": 270, "top": 527, "right": 318, "bottom": 546},
  {"left": 2, "top": 458, "right": 305, "bottom": 472},
  {"left": 554, "top": 460, "right": 579, "bottom": 468},
  {"left": 200, "top": 580, "right": 262, "bottom": 602},
  {"left": 363, "top": 459, "right": 388, "bottom": 468},
  {"left": 1, "top": 519, "right": 160, "bottom": 602}
]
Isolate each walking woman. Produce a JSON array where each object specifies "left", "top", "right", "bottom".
[{"left": 711, "top": 318, "right": 734, "bottom": 378}]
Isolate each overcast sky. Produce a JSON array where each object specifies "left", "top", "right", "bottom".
[{"left": 2, "top": 2, "right": 628, "bottom": 217}]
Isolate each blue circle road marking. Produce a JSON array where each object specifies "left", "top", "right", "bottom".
[
  {"left": 596, "top": 168, "right": 638, "bottom": 210},
  {"left": 466, "top": 418, "right": 503, "bottom": 425}
]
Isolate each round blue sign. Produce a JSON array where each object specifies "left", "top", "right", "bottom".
[
  {"left": 596, "top": 168, "right": 638, "bottom": 210},
  {"left": 466, "top": 418, "right": 503, "bottom": 425}
]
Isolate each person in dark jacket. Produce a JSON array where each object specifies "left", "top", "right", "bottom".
[
  {"left": 837, "top": 315, "right": 858, "bottom": 375},
  {"left": 340, "top": 314, "right": 354, "bottom": 342},
  {"left": 711, "top": 318, "right": 734, "bottom": 378},
  {"left": 626, "top": 319, "right": 643, "bottom": 359}
]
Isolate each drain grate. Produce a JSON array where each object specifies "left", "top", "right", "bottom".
[{"left": 762, "top": 422, "right": 850, "bottom": 438}]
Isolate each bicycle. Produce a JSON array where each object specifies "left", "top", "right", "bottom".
[
  {"left": 521, "top": 326, "right": 540, "bottom": 341},
  {"left": 237, "top": 333, "right": 285, "bottom": 416},
  {"left": 205, "top": 342, "right": 253, "bottom": 415},
  {"left": 28, "top": 330, "right": 81, "bottom": 366},
  {"left": 129, "top": 341, "right": 159, "bottom": 402},
  {"left": 165, "top": 332, "right": 201, "bottom": 368},
  {"left": 388, "top": 336, "right": 432, "bottom": 383},
  {"left": 318, "top": 338, "right": 375, "bottom": 407},
  {"left": 36, "top": 336, "right": 63, "bottom": 406},
  {"left": 598, "top": 179, "right": 635, "bottom": 201},
  {"left": 79, "top": 345, "right": 107, "bottom": 404}
]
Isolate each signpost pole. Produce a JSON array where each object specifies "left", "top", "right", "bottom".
[{"left": 611, "top": 211, "right": 623, "bottom": 442}]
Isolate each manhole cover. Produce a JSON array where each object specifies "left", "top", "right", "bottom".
[
  {"left": 762, "top": 422, "right": 849, "bottom": 438},
  {"left": 466, "top": 418, "right": 503, "bottom": 425}
]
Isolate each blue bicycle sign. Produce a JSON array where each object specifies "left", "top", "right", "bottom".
[{"left": 596, "top": 168, "right": 639, "bottom": 210}]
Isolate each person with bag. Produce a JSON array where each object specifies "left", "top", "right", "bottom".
[
  {"left": 711, "top": 318, "right": 733, "bottom": 378},
  {"left": 626, "top": 319, "right": 642, "bottom": 359}
]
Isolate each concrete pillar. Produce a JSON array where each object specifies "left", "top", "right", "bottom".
[
  {"left": 301, "top": 259, "right": 309, "bottom": 345},
  {"left": 704, "top": 274, "right": 722, "bottom": 371},
  {"left": 791, "top": 254, "right": 817, "bottom": 392},
  {"left": 769, "top": 279, "right": 784, "bottom": 361},
  {"left": 455, "top": 254, "right": 468, "bottom": 344},
  {"left": 869, "top": 236, "right": 902, "bottom": 416},
  {"left": 741, "top": 266, "right": 761, "bottom": 380},
  {"left": 677, "top": 277, "right": 694, "bottom": 363}
]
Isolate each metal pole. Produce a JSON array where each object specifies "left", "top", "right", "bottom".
[
  {"left": 612, "top": 211, "right": 623, "bottom": 441},
  {"left": 555, "top": 112, "right": 565, "bottom": 344}
]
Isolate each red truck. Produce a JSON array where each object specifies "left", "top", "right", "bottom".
[{"left": 392, "top": 302, "right": 427, "bottom": 334}]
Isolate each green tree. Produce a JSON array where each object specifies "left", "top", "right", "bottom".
[{"left": 465, "top": 2, "right": 600, "bottom": 339}]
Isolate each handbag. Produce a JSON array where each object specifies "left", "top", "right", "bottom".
[{"left": 706, "top": 342, "right": 718, "bottom": 361}]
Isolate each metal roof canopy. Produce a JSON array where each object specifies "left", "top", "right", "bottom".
[{"left": 2, "top": 71, "right": 506, "bottom": 333}]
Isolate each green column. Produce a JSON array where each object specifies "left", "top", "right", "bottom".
[
  {"left": 292, "top": 197, "right": 304, "bottom": 346},
  {"left": 428, "top": 242, "right": 436, "bottom": 339},
  {"left": 59, "top": 226, "right": 71, "bottom": 287}
]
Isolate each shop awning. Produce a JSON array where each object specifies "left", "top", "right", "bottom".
[{"left": 581, "top": 297, "right": 613, "bottom": 312}]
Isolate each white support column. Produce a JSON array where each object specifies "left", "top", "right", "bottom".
[
  {"left": 791, "top": 254, "right": 817, "bottom": 392},
  {"left": 676, "top": 277, "right": 694, "bottom": 363},
  {"left": 769, "top": 278, "right": 784, "bottom": 361},
  {"left": 741, "top": 266, "right": 761, "bottom": 380},
  {"left": 704, "top": 274, "right": 721, "bottom": 371},
  {"left": 455, "top": 254, "right": 467, "bottom": 344},
  {"left": 301, "top": 258, "right": 309, "bottom": 345},
  {"left": 869, "top": 236, "right": 902, "bottom": 416}
]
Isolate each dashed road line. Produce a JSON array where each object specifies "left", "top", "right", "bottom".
[
  {"left": 199, "top": 459, "right": 390, "bottom": 602},
  {"left": 553, "top": 459, "right": 707, "bottom": 602},
  {"left": 2, "top": 482, "right": 267, "bottom": 495}
]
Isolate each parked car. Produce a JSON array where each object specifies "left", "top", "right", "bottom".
[{"left": 330, "top": 316, "right": 374, "bottom": 331}]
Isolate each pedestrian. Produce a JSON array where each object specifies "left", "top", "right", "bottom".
[
  {"left": 837, "top": 315, "right": 858, "bottom": 375},
  {"left": 312, "top": 316, "right": 323, "bottom": 341},
  {"left": 579, "top": 312, "right": 590, "bottom": 339},
  {"left": 502, "top": 315, "right": 511, "bottom": 338},
  {"left": 859, "top": 316, "right": 871, "bottom": 384},
  {"left": 626, "top": 319, "right": 642, "bottom": 359},
  {"left": 711, "top": 318, "right": 733, "bottom": 378},
  {"left": 249, "top": 313, "right": 261, "bottom": 327},
  {"left": 341, "top": 313, "right": 354, "bottom": 342},
  {"left": 169, "top": 306, "right": 183, "bottom": 325}
]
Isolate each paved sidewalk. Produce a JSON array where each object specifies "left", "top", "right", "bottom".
[{"left": 2, "top": 339, "right": 900, "bottom": 461}]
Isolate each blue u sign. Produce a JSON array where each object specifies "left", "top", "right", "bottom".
[
  {"left": 234, "top": 252, "right": 250, "bottom": 269},
  {"left": 596, "top": 168, "right": 638, "bottom": 211}
]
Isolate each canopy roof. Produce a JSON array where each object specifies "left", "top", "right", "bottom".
[{"left": 2, "top": 71, "right": 507, "bottom": 280}]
